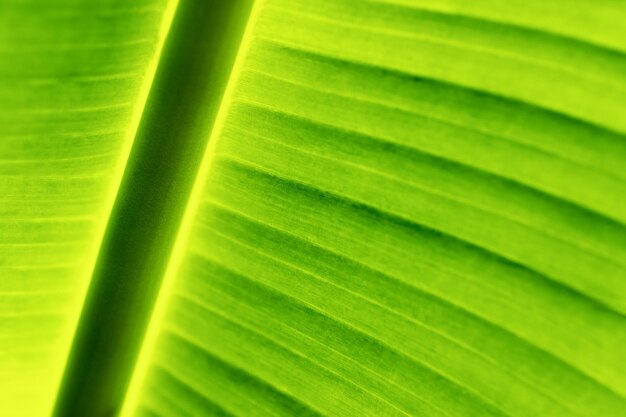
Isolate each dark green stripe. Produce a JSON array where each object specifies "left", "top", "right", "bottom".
[{"left": 53, "top": 1, "right": 254, "bottom": 415}]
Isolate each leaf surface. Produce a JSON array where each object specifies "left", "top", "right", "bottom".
[
  {"left": 0, "top": 0, "right": 171, "bottom": 415},
  {"left": 2, "top": 1, "right": 626, "bottom": 417},
  {"left": 123, "top": 1, "right": 626, "bottom": 416}
]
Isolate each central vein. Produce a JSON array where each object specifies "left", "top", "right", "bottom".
[{"left": 53, "top": 1, "right": 256, "bottom": 416}]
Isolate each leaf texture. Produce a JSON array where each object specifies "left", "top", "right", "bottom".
[
  {"left": 0, "top": 1, "right": 170, "bottom": 415},
  {"left": 128, "top": 0, "right": 626, "bottom": 416}
]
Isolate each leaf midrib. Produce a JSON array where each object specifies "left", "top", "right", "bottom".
[{"left": 51, "top": 1, "right": 256, "bottom": 416}]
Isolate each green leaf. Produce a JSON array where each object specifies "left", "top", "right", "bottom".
[
  {"left": 0, "top": 1, "right": 172, "bottom": 415},
  {"left": 2, "top": 0, "right": 626, "bottom": 416},
  {"left": 125, "top": 1, "right": 626, "bottom": 416}
]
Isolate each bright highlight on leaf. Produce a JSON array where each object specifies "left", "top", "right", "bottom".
[{"left": 1, "top": 0, "right": 626, "bottom": 416}]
